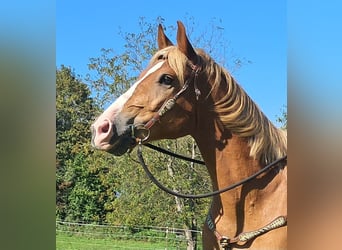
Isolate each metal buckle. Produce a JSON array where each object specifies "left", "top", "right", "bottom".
[
  {"left": 130, "top": 124, "right": 150, "bottom": 142},
  {"left": 220, "top": 236, "right": 231, "bottom": 249}
]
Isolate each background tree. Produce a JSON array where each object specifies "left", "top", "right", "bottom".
[
  {"left": 56, "top": 66, "right": 99, "bottom": 220},
  {"left": 276, "top": 105, "right": 287, "bottom": 129}
]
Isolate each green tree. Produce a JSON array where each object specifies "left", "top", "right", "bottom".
[
  {"left": 56, "top": 65, "right": 98, "bottom": 220},
  {"left": 63, "top": 152, "right": 117, "bottom": 223}
]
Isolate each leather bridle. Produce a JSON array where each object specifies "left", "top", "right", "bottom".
[
  {"left": 128, "top": 58, "right": 287, "bottom": 199},
  {"left": 127, "top": 58, "right": 287, "bottom": 249},
  {"left": 127, "top": 58, "right": 201, "bottom": 144},
  {"left": 134, "top": 59, "right": 202, "bottom": 139}
]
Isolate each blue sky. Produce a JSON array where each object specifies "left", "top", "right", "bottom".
[{"left": 57, "top": 0, "right": 286, "bottom": 126}]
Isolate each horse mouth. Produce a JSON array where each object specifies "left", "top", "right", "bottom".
[
  {"left": 91, "top": 126, "right": 137, "bottom": 156},
  {"left": 91, "top": 120, "right": 150, "bottom": 156},
  {"left": 107, "top": 134, "right": 137, "bottom": 156}
]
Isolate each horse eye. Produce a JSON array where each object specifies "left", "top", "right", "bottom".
[{"left": 160, "top": 74, "right": 174, "bottom": 85}]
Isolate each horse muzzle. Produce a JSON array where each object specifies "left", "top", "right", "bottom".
[
  {"left": 90, "top": 118, "right": 135, "bottom": 156},
  {"left": 91, "top": 118, "right": 151, "bottom": 156}
]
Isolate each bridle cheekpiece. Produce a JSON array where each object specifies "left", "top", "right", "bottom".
[{"left": 131, "top": 57, "right": 203, "bottom": 142}]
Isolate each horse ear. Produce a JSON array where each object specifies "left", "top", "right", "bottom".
[
  {"left": 157, "top": 24, "right": 173, "bottom": 49},
  {"left": 176, "top": 21, "right": 198, "bottom": 64}
]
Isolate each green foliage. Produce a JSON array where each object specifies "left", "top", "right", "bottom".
[
  {"left": 63, "top": 154, "right": 103, "bottom": 223},
  {"left": 103, "top": 138, "right": 211, "bottom": 230},
  {"left": 56, "top": 66, "right": 99, "bottom": 220},
  {"left": 56, "top": 66, "right": 96, "bottom": 162},
  {"left": 276, "top": 105, "right": 287, "bottom": 129}
]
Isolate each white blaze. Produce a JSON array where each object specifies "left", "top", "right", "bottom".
[{"left": 94, "top": 61, "right": 165, "bottom": 126}]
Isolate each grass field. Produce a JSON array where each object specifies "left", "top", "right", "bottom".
[
  {"left": 56, "top": 221, "right": 202, "bottom": 249},
  {"left": 56, "top": 233, "right": 188, "bottom": 250}
]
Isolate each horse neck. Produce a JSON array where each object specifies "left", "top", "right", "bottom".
[
  {"left": 191, "top": 66, "right": 285, "bottom": 204},
  {"left": 193, "top": 119, "right": 264, "bottom": 196},
  {"left": 192, "top": 116, "right": 287, "bottom": 234},
  {"left": 191, "top": 63, "right": 286, "bottom": 245}
]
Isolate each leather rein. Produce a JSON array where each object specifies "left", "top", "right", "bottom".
[
  {"left": 135, "top": 144, "right": 286, "bottom": 199},
  {"left": 128, "top": 59, "right": 287, "bottom": 199}
]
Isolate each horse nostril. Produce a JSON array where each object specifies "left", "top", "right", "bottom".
[
  {"left": 100, "top": 122, "right": 110, "bottom": 133},
  {"left": 91, "top": 119, "right": 116, "bottom": 149},
  {"left": 97, "top": 119, "right": 111, "bottom": 135}
]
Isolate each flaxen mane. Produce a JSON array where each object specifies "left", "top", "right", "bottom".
[{"left": 151, "top": 46, "right": 287, "bottom": 165}]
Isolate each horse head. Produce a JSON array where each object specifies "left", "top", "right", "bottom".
[{"left": 91, "top": 21, "right": 203, "bottom": 156}]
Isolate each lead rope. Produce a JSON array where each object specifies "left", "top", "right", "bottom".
[
  {"left": 208, "top": 215, "right": 287, "bottom": 249},
  {"left": 206, "top": 203, "right": 287, "bottom": 249}
]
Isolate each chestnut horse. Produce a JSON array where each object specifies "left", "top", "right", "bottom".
[{"left": 91, "top": 21, "right": 287, "bottom": 249}]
